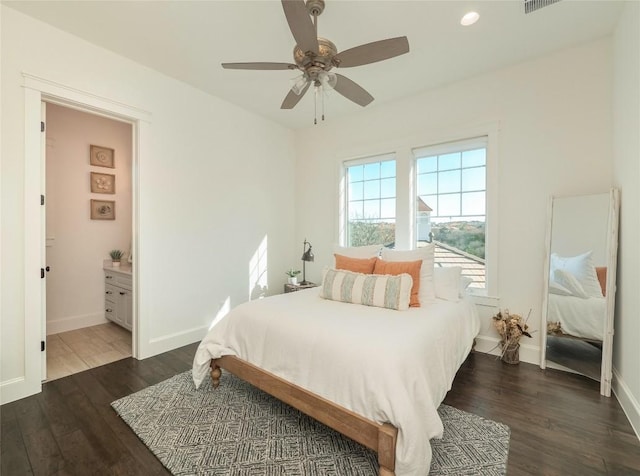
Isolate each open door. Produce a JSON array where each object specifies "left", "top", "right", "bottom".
[{"left": 41, "top": 101, "right": 47, "bottom": 381}]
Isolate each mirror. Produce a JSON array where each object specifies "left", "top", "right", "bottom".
[{"left": 541, "top": 189, "right": 619, "bottom": 396}]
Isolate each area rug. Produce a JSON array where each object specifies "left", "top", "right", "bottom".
[{"left": 112, "top": 371, "right": 510, "bottom": 475}]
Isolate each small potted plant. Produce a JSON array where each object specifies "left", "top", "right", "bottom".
[
  {"left": 285, "top": 268, "right": 301, "bottom": 285},
  {"left": 110, "top": 249, "right": 124, "bottom": 267}
]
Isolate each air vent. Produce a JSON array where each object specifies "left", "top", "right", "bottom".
[{"left": 525, "top": 0, "right": 561, "bottom": 14}]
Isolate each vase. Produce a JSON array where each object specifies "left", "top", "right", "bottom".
[
  {"left": 501, "top": 341, "right": 520, "bottom": 364},
  {"left": 288, "top": 277, "right": 297, "bottom": 285},
  {"left": 112, "top": 260, "right": 121, "bottom": 268}
]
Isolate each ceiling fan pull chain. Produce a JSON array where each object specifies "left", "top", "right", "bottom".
[
  {"left": 314, "top": 85, "right": 318, "bottom": 125},
  {"left": 322, "top": 88, "right": 325, "bottom": 122}
]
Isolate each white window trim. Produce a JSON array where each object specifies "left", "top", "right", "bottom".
[{"left": 338, "top": 122, "right": 500, "bottom": 297}]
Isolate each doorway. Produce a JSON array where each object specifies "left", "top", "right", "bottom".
[{"left": 43, "top": 102, "right": 134, "bottom": 381}]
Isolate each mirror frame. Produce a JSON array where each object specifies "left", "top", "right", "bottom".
[{"left": 540, "top": 188, "right": 620, "bottom": 396}]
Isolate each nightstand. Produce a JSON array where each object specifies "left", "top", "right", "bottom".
[{"left": 284, "top": 282, "right": 318, "bottom": 293}]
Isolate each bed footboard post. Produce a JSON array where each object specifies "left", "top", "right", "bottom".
[
  {"left": 377, "top": 423, "right": 397, "bottom": 476},
  {"left": 210, "top": 360, "right": 222, "bottom": 389}
]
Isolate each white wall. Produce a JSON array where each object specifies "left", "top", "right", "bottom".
[
  {"left": 1, "top": 6, "right": 296, "bottom": 403},
  {"left": 550, "top": 193, "right": 609, "bottom": 267},
  {"left": 45, "top": 103, "right": 132, "bottom": 334},
  {"left": 612, "top": 1, "right": 640, "bottom": 437},
  {"left": 294, "top": 38, "right": 613, "bottom": 361}
]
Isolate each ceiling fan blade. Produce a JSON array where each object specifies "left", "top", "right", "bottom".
[
  {"left": 334, "top": 36, "right": 410, "bottom": 68},
  {"left": 281, "top": 0, "right": 319, "bottom": 55},
  {"left": 281, "top": 81, "right": 311, "bottom": 109},
  {"left": 333, "top": 74, "right": 374, "bottom": 107},
  {"left": 222, "top": 62, "right": 298, "bottom": 70}
]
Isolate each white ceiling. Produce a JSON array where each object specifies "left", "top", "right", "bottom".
[{"left": 4, "top": 0, "right": 624, "bottom": 129}]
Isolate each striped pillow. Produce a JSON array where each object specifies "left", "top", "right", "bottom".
[{"left": 320, "top": 268, "right": 412, "bottom": 311}]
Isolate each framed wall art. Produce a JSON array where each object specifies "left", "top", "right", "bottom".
[
  {"left": 90, "top": 145, "right": 115, "bottom": 168},
  {"left": 90, "top": 199, "right": 115, "bottom": 220},
  {"left": 90, "top": 172, "right": 115, "bottom": 194}
]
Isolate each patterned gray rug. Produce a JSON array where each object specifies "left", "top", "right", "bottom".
[{"left": 112, "top": 371, "right": 510, "bottom": 475}]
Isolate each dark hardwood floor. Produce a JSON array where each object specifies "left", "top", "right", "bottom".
[{"left": 2, "top": 345, "right": 639, "bottom": 475}]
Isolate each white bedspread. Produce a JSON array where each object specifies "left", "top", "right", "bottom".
[
  {"left": 192, "top": 288, "right": 480, "bottom": 475},
  {"left": 547, "top": 293, "right": 605, "bottom": 341}
]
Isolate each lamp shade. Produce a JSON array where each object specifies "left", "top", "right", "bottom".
[{"left": 302, "top": 247, "right": 314, "bottom": 262}]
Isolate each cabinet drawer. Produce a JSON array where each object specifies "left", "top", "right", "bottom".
[
  {"left": 105, "top": 298, "right": 116, "bottom": 319},
  {"left": 105, "top": 283, "right": 118, "bottom": 298},
  {"left": 115, "top": 275, "right": 132, "bottom": 290}
]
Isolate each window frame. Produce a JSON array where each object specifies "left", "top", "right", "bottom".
[
  {"left": 339, "top": 125, "right": 499, "bottom": 298},
  {"left": 343, "top": 153, "right": 397, "bottom": 248},
  {"left": 413, "top": 137, "right": 489, "bottom": 293}
]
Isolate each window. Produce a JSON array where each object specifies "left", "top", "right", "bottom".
[
  {"left": 414, "top": 138, "right": 487, "bottom": 290},
  {"left": 345, "top": 155, "right": 396, "bottom": 247}
]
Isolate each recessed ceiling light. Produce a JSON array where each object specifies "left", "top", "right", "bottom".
[{"left": 460, "top": 11, "right": 480, "bottom": 26}]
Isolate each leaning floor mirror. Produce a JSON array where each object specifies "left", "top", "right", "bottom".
[{"left": 540, "top": 189, "right": 620, "bottom": 396}]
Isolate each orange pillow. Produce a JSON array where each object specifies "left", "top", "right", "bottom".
[
  {"left": 595, "top": 267, "right": 607, "bottom": 297},
  {"left": 334, "top": 254, "right": 377, "bottom": 274},
  {"left": 373, "top": 258, "right": 422, "bottom": 307}
]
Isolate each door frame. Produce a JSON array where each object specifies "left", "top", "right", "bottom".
[{"left": 23, "top": 73, "right": 150, "bottom": 399}]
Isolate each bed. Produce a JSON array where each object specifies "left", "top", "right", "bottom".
[
  {"left": 546, "top": 266, "right": 607, "bottom": 342},
  {"left": 192, "top": 287, "right": 480, "bottom": 476}
]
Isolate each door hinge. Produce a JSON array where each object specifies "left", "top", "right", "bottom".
[
  {"left": 41, "top": 195, "right": 45, "bottom": 205},
  {"left": 41, "top": 121, "right": 45, "bottom": 132},
  {"left": 41, "top": 341, "right": 45, "bottom": 352},
  {"left": 41, "top": 268, "right": 45, "bottom": 279}
]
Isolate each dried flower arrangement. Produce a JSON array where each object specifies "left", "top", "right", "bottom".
[{"left": 492, "top": 309, "right": 533, "bottom": 364}]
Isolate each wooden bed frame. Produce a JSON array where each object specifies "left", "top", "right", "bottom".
[{"left": 210, "top": 356, "right": 398, "bottom": 476}]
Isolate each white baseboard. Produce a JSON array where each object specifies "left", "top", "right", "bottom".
[
  {"left": 474, "top": 334, "right": 541, "bottom": 366},
  {"left": 0, "top": 376, "right": 40, "bottom": 405},
  {"left": 47, "top": 312, "right": 108, "bottom": 335},
  {"left": 139, "top": 325, "right": 209, "bottom": 360},
  {"left": 612, "top": 367, "right": 640, "bottom": 441}
]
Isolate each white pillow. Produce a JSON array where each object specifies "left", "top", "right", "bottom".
[
  {"left": 319, "top": 268, "right": 412, "bottom": 311},
  {"left": 433, "top": 266, "right": 462, "bottom": 301},
  {"left": 459, "top": 276, "right": 473, "bottom": 297},
  {"left": 333, "top": 244, "right": 382, "bottom": 265},
  {"left": 550, "top": 251, "right": 602, "bottom": 298},
  {"left": 380, "top": 245, "right": 435, "bottom": 303},
  {"left": 548, "top": 279, "right": 573, "bottom": 297},
  {"left": 553, "top": 269, "right": 589, "bottom": 299}
]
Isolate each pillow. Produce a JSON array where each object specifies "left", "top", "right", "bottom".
[
  {"left": 595, "top": 267, "right": 607, "bottom": 297},
  {"left": 333, "top": 244, "right": 382, "bottom": 262},
  {"left": 459, "top": 276, "right": 473, "bottom": 297},
  {"left": 320, "top": 268, "right": 412, "bottom": 311},
  {"left": 433, "top": 266, "right": 462, "bottom": 301},
  {"left": 373, "top": 258, "right": 422, "bottom": 307},
  {"left": 380, "top": 245, "right": 436, "bottom": 303},
  {"left": 550, "top": 251, "right": 602, "bottom": 298},
  {"left": 553, "top": 269, "right": 589, "bottom": 299},
  {"left": 548, "top": 280, "right": 573, "bottom": 297},
  {"left": 334, "top": 254, "right": 377, "bottom": 274}
]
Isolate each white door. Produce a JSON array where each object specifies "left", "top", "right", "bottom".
[{"left": 40, "top": 101, "right": 47, "bottom": 381}]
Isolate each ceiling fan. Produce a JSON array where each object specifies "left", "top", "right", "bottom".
[{"left": 222, "top": 0, "right": 409, "bottom": 121}]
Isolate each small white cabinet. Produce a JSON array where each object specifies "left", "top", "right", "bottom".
[{"left": 104, "top": 268, "right": 132, "bottom": 331}]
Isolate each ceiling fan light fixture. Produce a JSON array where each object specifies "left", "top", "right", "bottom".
[
  {"left": 291, "top": 75, "right": 309, "bottom": 95},
  {"left": 318, "top": 71, "right": 337, "bottom": 90},
  {"left": 460, "top": 11, "right": 480, "bottom": 26}
]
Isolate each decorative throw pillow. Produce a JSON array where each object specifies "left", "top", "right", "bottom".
[
  {"left": 373, "top": 258, "right": 422, "bottom": 307},
  {"left": 433, "top": 266, "right": 462, "bottom": 301},
  {"left": 595, "top": 267, "right": 607, "bottom": 297},
  {"left": 550, "top": 251, "right": 603, "bottom": 298},
  {"left": 334, "top": 254, "right": 377, "bottom": 274},
  {"left": 320, "top": 268, "right": 412, "bottom": 311},
  {"left": 380, "top": 245, "right": 436, "bottom": 303},
  {"left": 553, "top": 269, "right": 589, "bottom": 299}
]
